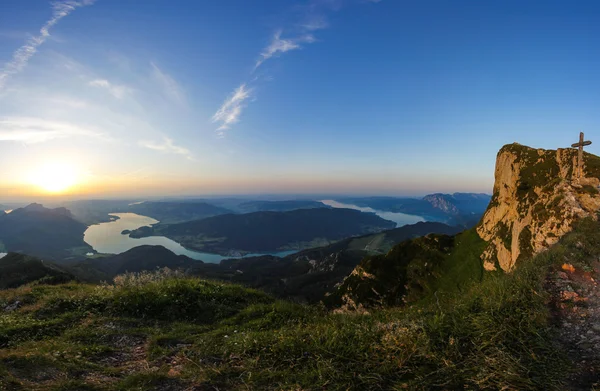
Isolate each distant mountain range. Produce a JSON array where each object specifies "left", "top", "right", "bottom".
[
  {"left": 236, "top": 200, "right": 330, "bottom": 213},
  {"left": 0, "top": 204, "right": 91, "bottom": 260},
  {"left": 127, "top": 201, "right": 233, "bottom": 224},
  {"left": 55, "top": 199, "right": 331, "bottom": 226},
  {"left": 128, "top": 208, "right": 397, "bottom": 255},
  {"left": 0, "top": 197, "right": 473, "bottom": 263},
  {"left": 334, "top": 193, "right": 491, "bottom": 227},
  {"left": 56, "top": 199, "right": 135, "bottom": 225},
  {"left": 47, "top": 193, "right": 490, "bottom": 229}
]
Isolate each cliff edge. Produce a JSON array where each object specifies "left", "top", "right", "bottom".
[{"left": 477, "top": 143, "right": 600, "bottom": 271}]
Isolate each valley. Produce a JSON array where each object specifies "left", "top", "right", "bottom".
[{"left": 0, "top": 192, "right": 487, "bottom": 264}]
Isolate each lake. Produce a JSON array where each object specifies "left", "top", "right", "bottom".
[
  {"left": 83, "top": 212, "right": 296, "bottom": 263},
  {"left": 320, "top": 199, "right": 425, "bottom": 227},
  {"left": 0, "top": 253, "right": 5, "bottom": 259}
]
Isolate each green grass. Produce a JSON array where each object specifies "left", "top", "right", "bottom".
[
  {"left": 5, "top": 219, "right": 600, "bottom": 389},
  {"left": 432, "top": 228, "right": 487, "bottom": 293}
]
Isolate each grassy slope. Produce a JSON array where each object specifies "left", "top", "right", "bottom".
[
  {"left": 6, "top": 218, "right": 600, "bottom": 389},
  {"left": 0, "top": 253, "right": 75, "bottom": 289},
  {"left": 327, "top": 228, "right": 488, "bottom": 308}
]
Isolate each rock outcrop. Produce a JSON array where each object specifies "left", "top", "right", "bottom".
[
  {"left": 423, "top": 194, "right": 461, "bottom": 215},
  {"left": 477, "top": 143, "right": 600, "bottom": 272},
  {"left": 327, "top": 143, "right": 600, "bottom": 310}
]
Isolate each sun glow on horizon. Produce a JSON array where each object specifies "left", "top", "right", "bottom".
[{"left": 28, "top": 162, "right": 79, "bottom": 194}]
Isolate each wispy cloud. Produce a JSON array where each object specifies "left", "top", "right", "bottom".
[
  {"left": 150, "top": 62, "right": 186, "bottom": 106},
  {"left": 0, "top": 117, "right": 110, "bottom": 144},
  {"left": 89, "top": 79, "right": 132, "bottom": 99},
  {"left": 300, "top": 15, "right": 329, "bottom": 31},
  {"left": 212, "top": 83, "right": 253, "bottom": 135},
  {"left": 139, "top": 137, "right": 193, "bottom": 160},
  {"left": 212, "top": 0, "right": 383, "bottom": 135},
  {"left": 254, "top": 31, "right": 316, "bottom": 70},
  {"left": 0, "top": 0, "right": 96, "bottom": 90}
]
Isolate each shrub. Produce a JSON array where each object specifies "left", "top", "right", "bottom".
[{"left": 112, "top": 268, "right": 187, "bottom": 288}]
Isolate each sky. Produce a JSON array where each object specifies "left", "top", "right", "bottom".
[{"left": 1, "top": 0, "right": 599, "bottom": 200}]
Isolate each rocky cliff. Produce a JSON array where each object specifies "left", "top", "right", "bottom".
[
  {"left": 477, "top": 143, "right": 600, "bottom": 271},
  {"left": 328, "top": 143, "right": 600, "bottom": 310}
]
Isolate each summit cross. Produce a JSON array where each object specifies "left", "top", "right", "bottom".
[{"left": 571, "top": 132, "right": 592, "bottom": 178}]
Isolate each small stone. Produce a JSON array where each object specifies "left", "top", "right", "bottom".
[
  {"left": 168, "top": 366, "right": 182, "bottom": 377},
  {"left": 563, "top": 263, "right": 576, "bottom": 273},
  {"left": 3, "top": 300, "right": 21, "bottom": 312}
]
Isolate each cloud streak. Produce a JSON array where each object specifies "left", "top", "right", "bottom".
[
  {"left": 254, "top": 31, "right": 316, "bottom": 70},
  {"left": 212, "top": 0, "right": 382, "bottom": 135},
  {"left": 0, "top": 117, "right": 110, "bottom": 144},
  {"left": 0, "top": 0, "right": 96, "bottom": 90},
  {"left": 89, "top": 79, "right": 132, "bottom": 99},
  {"left": 151, "top": 62, "right": 186, "bottom": 106},
  {"left": 212, "top": 83, "right": 253, "bottom": 135},
  {"left": 139, "top": 137, "right": 193, "bottom": 160}
]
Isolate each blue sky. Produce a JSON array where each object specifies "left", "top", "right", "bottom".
[{"left": 1, "top": 0, "right": 599, "bottom": 199}]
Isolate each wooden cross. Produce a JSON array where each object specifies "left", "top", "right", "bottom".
[{"left": 571, "top": 132, "right": 592, "bottom": 178}]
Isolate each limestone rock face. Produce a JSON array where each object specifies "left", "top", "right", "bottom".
[
  {"left": 422, "top": 194, "right": 460, "bottom": 215},
  {"left": 477, "top": 143, "right": 600, "bottom": 272}
]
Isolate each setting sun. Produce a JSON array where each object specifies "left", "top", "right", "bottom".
[{"left": 29, "top": 163, "right": 79, "bottom": 194}]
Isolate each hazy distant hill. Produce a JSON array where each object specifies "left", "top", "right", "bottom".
[
  {"left": 57, "top": 199, "right": 134, "bottom": 225},
  {"left": 128, "top": 201, "right": 233, "bottom": 224},
  {"left": 55, "top": 200, "right": 234, "bottom": 226},
  {"left": 130, "top": 208, "right": 396, "bottom": 255},
  {"left": 0, "top": 252, "right": 75, "bottom": 289},
  {"left": 0, "top": 204, "right": 92, "bottom": 260},
  {"left": 237, "top": 200, "right": 330, "bottom": 213},
  {"left": 335, "top": 192, "right": 491, "bottom": 227}
]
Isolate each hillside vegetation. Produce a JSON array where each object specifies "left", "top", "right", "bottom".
[
  {"left": 4, "top": 218, "right": 599, "bottom": 390},
  {"left": 328, "top": 228, "right": 487, "bottom": 309},
  {"left": 0, "top": 253, "right": 74, "bottom": 289}
]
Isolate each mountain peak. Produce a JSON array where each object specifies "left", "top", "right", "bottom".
[
  {"left": 477, "top": 143, "right": 600, "bottom": 271},
  {"left": 22, "top": 203, "right": 46, "bottom": 212},
  {"left": 422, "top": 194, "right": 460, "bottom": 215}
]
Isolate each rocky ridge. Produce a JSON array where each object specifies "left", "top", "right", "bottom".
[{"left": 477, "top": 144, "right": 600, "bottom": 271}]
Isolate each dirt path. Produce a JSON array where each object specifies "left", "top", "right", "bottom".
[{"left": 547, "top": 261, "right": 600, "bottom": 390}]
